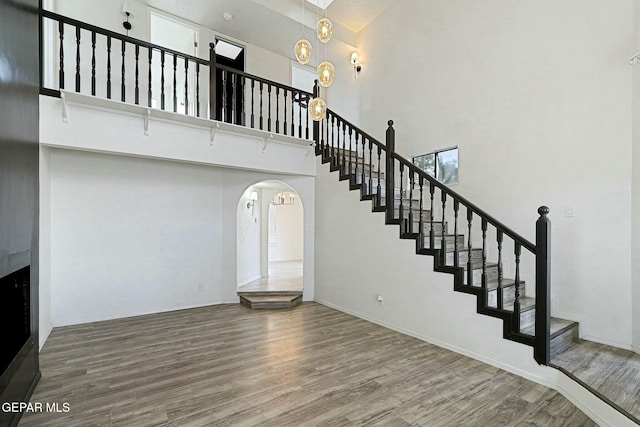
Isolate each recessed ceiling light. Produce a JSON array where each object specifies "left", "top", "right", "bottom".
[{"left": 223, "top": 12, "right": 233, "bottom": 21}]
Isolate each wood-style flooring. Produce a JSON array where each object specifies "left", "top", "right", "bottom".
[
  {"left": 20, "top": 303, "right": 595, "bottom": 427},
  {"left": 237, "top": 260, "right": 303, "bottom": 294},
  {"left": 552, "top": 339, "right": 640, "bottom": 423}
]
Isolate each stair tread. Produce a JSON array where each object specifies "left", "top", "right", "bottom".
[
  {"left": 520, "top": 317, "right": 578, "bottom": 337},
  {"left": 240, "top": 295, "right": 301, "bottom": 303}
]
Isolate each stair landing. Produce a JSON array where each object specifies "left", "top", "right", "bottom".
[{"left": 239, "top": 293, "right": 302, "bottom": 310}]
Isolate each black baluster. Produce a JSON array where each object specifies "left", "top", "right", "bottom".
[
  {"left": 298, "top": 93, "right": 302, "bottom": 138},
  {"left": 368, "top": 139, "right": 373, "bottom": 195},
  {"left": 58, "top": 21, "right": 65, "bottom": 89},
  {"left": 266, "top": 84, "right": 271, "bottom": 131},
  {"left": 184, "top": 59, "right": 189, "bottom": 114},
  {"left": 419, "top": 176, "right": 424, "bottom": 243},
  {"left": 330, "top": 115, "right": 336, "bottom": 166},
  {"left": 306, "top": 95, "right": 310, "bottom": 139},
  {"left": 467, "top": 209, "right": 473, "bottom": 285},
  {"left": 348, "top": 127, "right": 353, "bottom": 176},
  {"left": 291, "top": 90, "right": 295, "bottom": 136},
  {"left": 250, "top": 79, "right": 255, "bottom": 128},
  {"left": 91, "top": 31, "right": 96, "bottom": 96},
  {"left": 481, "top": 219, "right": 488, "bottom": 290},
  {"left": 135, "top": 45, "right": 140, "bottom": 105},
  {"left": 75, "top": 26, "right": 81, "bottom": 92},
  {"left": 232, "top": 73, "right": 237, "bottom": 123},
  {"left": 160, "top": 50, "right": 165, "bottom": 109},
  {"left": 196, "top": 63, "right": 200, "bottom": 116},
  {"left": 276, "top": 87, "right": 280, "bottom": 133},
  {"left": 240, "top": 76, "right": 245, "bottom": 125},
  {"left": 341, "top": 122, "right": 346, "bottom": 173},
  {"left": 409, "top": 171, "right": 415, "bottom": 233},
  {"left": 497, "top": 230, "right": 504, "bottom": 309},
  {"left": 360, "top": 134, "right": 366, "bottom": 188},
  {"left": 283, "top": 90, "right": 288, "bottom": 135},
  {"left": 106, "top": 36, "right": 111, "bottom": 98},
  {"left": 514, "top": 242, "right": 522, "bottom": 331},
  {"left": 121, "top": 40, "right": 126, "bottom": 102},
  {"left": 399, "top": 163, "right": 404, "bottom": 224},
  {"left": 429, "top": 184, "right": 435, "bottom": 248},
  {"left": 440, "top": 192, "right": 447, "bottom": 265},
  {"left": 259, "top": 81, "right": 263, "bottom": 129},
  {"left": 147, "top": 48, "right": 152, "bottom": 107},
  {"left": 221, "top": 70, "right": 227, "bottom": 121},
  {"left": 172, "top": 54, "right": 177, "bottom": 113},
  {"left": 454, "top": 200, "right": 459, "bottom": 267},
  {"left": 376, "top": 145, "right": 382, "bottom": 205}
]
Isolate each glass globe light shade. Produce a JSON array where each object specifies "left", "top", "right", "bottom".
[
  {"left": 316, "top": 18, "right": 333, "bottom": 43},
  {"left": 309, "top": 97, "right": 327, "bottom": 121},
  {"left": 294, "top": 39, "right": 312, "bottom": 65},
  {"left": 317, "top": 61, "right": 335, "bottom": 87}
]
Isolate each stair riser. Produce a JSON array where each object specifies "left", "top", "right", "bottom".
[
  {"left": 487, "top": 286, "right": 516, "bottom": 307},
  {"left": 550, "top": 325, "right": 579, "bottom": 358},
  {"left": 463, "top": 265, "right": 499, "bottom": 286},
  {"left": 395, "top": 208, "right": 432, "bottom": 222},
  {"left": 446, "top": 249, "right": 483, "bottom": 265}
]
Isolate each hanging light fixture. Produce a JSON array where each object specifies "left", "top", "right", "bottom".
[
  {"left": 309, "top": 97, "right": 327, "bottom": 121},
  {"left": 317, "top": 61, "right": 335, "bottom": 87},
  {"left": 316, "top": 17, "right": 333, "bottom": 43},
  {"left": 294, "top": 1, "right": 312, "bottom": 64}
]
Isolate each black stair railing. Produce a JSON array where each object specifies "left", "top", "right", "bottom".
[
  {"left": 39, "top": 10, "right": 313, "bottom": 140},
  {"left": 312, "top": 84, "right": 552, "bottom": 365}
]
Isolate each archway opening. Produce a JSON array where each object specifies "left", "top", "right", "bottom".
[{"left": 236, "top": 181, "right": 303, "bottom": 295}]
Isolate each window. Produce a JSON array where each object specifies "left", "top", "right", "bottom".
[{"left": 413, "top": 147, "right": 459, "bottom": 185}]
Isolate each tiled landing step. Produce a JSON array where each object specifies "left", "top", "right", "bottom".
[{"left": 239, "top": 293, "right": 302, "bottom": 309}]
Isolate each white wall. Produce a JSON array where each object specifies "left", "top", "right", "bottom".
[
  {"left": 236, "top": 186, "right": 261, "bottom": 286},
  {"left": 38, "top": 147, "right": 53, "bottom": 349},
  {"left": 43, "top": 148, "right": 316, "bottom": 326},
  {"left": 356, "top": 0, "right": 634, "bottom": 349}
]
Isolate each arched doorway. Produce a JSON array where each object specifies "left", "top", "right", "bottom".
[{"left": 236, "top": 181, "right": 303, "bottom": 307}]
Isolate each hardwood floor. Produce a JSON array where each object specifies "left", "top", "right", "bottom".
[
  {"left": 20, "top": 303, "right": 594, "bottom": 426},
  {"left": 237, "top": 260, "right": 303, "bottom": 293},
  {"left": 552, "top": 339, "right": 640, "bottom": 423}
]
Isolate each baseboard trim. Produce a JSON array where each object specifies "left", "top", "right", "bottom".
[
  {"left": 313, "top": 298, "right": 556, "bottom": 388},
  {"left": 556, "top": 367, "right": 638, "bottom": 427},
  {"left": 580, "top": 334, "right": 633, "bottom": 351}
]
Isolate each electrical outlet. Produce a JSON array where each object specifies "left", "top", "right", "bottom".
[
  {"left": 565, "top": 205, "right": 575, "bottom": 218},
  {"left": 376, "top": 294, "right": 384, "bottom": 306}
]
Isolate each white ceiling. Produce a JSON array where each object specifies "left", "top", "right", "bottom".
[{"left": 142, "top": 0, "right": 395, "bottom": 58}]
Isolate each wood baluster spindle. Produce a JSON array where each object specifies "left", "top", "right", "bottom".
[
  {"left": 407, "top": 171, "right": 414, "bottom": 233},
  {"left": 453, "top": 200, "right": 459, "bottom": 267},
  {"left": 341, "top": 122, "right": 346, "bottom": 174},
  {"left": 275, "top": 87, "right": 280, "bottom": 133},
  {"left": 481, "top": 219, "right": 488, "bottom": 291},
  {"left": 348, "top": 127, "right": 353, "bottom": 176},
  {"left": 283, "top": 90, "right": 288, "bottom": 135},
  {"left": 467, "top": 209, "right": 473, "bottom": 286},
  {"left": 232, "top": 73, "right": 237, "bottom": 124},
  {"left": 58, "top": 21, "right": 65, "bottom": 90},
  {"left": 440, "top": 192, "right": 447, "bottom": 265},
  {"left": 107, "top": 36, "right": 112, "bottom": 98},
  {"left": 148, "top": 48, "right": 152, "bottom": 107},
  {"left": 240, "top": 76, "right": 245, "bottom": 125},
  {"left": 184, "top": 59, "right": 189, "bottom": 114},
  {"left": 399, "top": 163, "right": 404, "bottom": 225},
  {"left": 196, "top": 63, "right": 200, "bottom": 117},
  {"left": 172, "top": 54, "right": 177, "bottom": 112},
  {"left": 75, "top": 26, "right": 81, "bottom": 92},
  {"left": 250, "top": 80, "right": 255, "bottom": 128},
  {"left": 91, "top": 31, "right": 96, "bottom": 96},
  {"left": 429, "top": 184, "right": 435, "bottom": 249},
  {"left": 376, "top": 146, "right": 382, "bottom": 206},
  {"left": 306, "top": 96, "right": 310, "bottom": 139},
  {"left": 497, "top": 230, "right": 504, "bottom": 310},
  {"left": 121, "top": 40, "right": 126, "bottom": 102},
  {"left": 514, "top": 242, "right": 522, "bottom": 331},
  {"left": 259, "top": 81, "right": 264, "bottom": 129},
  {"left": 290, "top": 91, "right": 295, "bottom": 136},
  {"left": 368, "top": 139, "right": 373, "bottom": 195},
  {"left": 419, "top": 176, "right": 424, "bottom": 244},
  {"left": 135, "top": 45, "right": 140, "bottom": 105},
  {"left": 267, "top": 84, "right": 271, "bottom": 131},
  {"left": 160, "top": 50, "right": 165, "bottom": 109}
]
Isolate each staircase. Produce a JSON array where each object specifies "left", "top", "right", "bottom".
[{"left": 312, "top": 108, "right": 579, "bottom": 365}]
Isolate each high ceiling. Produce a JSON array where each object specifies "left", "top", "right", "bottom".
[{"left": 142, "top": 0, "right": 395, "bottom": 58}]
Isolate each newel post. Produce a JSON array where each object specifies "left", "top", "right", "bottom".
[
  {"left": 385, "top": 120, "right": 396, "bottom": 219},
  {"left": 312, "top": 80, "right": 320, "bottom": 155},
  {"left": 209, "top": 42, "right": 217, "bottom": 121},
  {"left": 534, "top": 206, "right": 551, "bottom": 365}
]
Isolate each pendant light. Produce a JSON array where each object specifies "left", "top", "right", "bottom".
[
  {"left": 316, "top": 18, "right": 333, "bottom": 43},
  {"left": 309, "top": 97, "right": 327, "bottom": 121},
  {"left": 294, "top": 1, "right": 312, "bottom": 64},
  {"left": 317, "top": 61, "right": 335, "bottom": 87}
]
